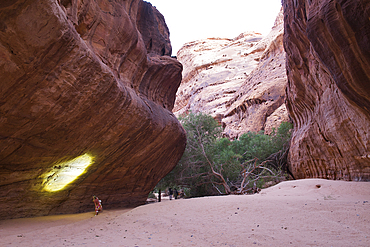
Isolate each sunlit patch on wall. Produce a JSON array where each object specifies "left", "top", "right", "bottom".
[{"left": 43, "top": 153, "right": 94, "bottom": 192}]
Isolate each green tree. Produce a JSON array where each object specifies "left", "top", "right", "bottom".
[
  {"left": 157, "top": 112, "right": 293, "bottom": 197},
  {"left": 157, "top": 112, "right": 228, "bottom": 196}
]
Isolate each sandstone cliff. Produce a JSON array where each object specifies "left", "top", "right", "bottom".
[
  {"left": 283, "top": 0, "right": 370, "bottom": 180},
  {"left": 0, "top": 0, "right": 186, "bottom": 219},
  {"left": 173, "top": 10, "right": 289, "bottom": 138},
  {"left": 223, "top": 10, "right": 289, "bottom": 137}
]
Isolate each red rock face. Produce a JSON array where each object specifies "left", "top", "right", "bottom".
[
  {"left": 0, "top": 0, "right": 186, "bottom": 219},
  {"left": 283, "top": 0, "right": 370, "bottom": 180}
]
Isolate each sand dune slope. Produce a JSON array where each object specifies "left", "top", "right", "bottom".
[{"left": 1, "top": 179, "right": 369, "bottom": 246}]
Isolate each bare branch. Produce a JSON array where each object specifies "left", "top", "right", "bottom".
[
  {"left": 196, "top": 131, "right": 231, "bottom": 194},
  {"left": 212, "top": 183, "right": 223, "bottom": 194}
]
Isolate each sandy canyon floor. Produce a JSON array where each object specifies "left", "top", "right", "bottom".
[{"left": 1, "top": 179, "right": 369, "bottom": 247}]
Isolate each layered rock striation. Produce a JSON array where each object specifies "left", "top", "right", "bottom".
[
  {"left": 174, "top": 10, "right": 289, "bottom": 138},
  {"left": 223, "top": 10, "right": 289, "bottom": 137},
  {"left": 174, "top": 32, "right": 264, "bottom": 117},
  {"left": 0, "top": 0, "right": 186, "bottom": 219},
  {"left": 283, "top": 0, "right": 370, "bottom": 180}
]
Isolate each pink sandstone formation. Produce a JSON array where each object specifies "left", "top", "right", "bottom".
[
  {"left": 283, "top": 0, "right": 370, "bottom": 180},
  {"left": 224, "top": 10, "right": 289, "bottom": 137},
  {"left": 173, "top": 10, "right": 289, "bottom": 138},
  {"left": 0, "top": 0, "right": 186, "bottom": 219}
]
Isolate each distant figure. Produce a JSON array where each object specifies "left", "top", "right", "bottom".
[
  {"left": 169, "top": 188, "right": 173, "bottom": 200},
  {"left": 93, "top": 195, "right": 103, "bottom": 216},
  {"left": 174, "top": 188, "right": 178, "bottom": 199},
  {"left": 179, "top": 189, "right": 185, "bottom": 198}
]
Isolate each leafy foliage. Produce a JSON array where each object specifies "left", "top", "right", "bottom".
[{"left": 157, "top": 112, "right": 293, "bottom": 197}]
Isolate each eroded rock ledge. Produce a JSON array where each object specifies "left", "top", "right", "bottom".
[
  {"left": 223, "top": 10, "right": 289, "bottom": 137},
  {"left": 283, "top": 0, "right": 370, "bottom": 180},
  {"left": 0, "top": 0, "right": 186, "bottom": 219},
  {"left": 173, "top": 10, "right": 289, "bottom": 139}
]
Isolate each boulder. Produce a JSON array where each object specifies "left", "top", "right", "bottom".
[
  {"left": 0, "top": 0, "right": 186, "bottom": 219},
  {"left": 283, "top": 0, "right": 370, "bottom": 180}
]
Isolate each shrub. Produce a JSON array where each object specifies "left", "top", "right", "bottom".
[{"left": 156, "top": 112, "right": 293, "bottom": 197}]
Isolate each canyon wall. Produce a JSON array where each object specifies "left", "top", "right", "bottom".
[
  {"left": 223, "top": 10, "right": 289, "bottom": 137},
  {"left": 283, "top": 0, "right": 370, "bottom": 180},
  {"left": 174, "top": 10, "right": 289, "bottom": 138},
  {"left": 0, "top": 0, "right": 186, "bottom": 219}
]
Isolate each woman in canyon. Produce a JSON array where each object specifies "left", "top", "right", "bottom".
[{"left": 92, "top": 196, "right": 103, "bottom": 216}]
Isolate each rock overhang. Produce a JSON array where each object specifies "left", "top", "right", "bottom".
[{"left": 0, "top": 0, "right": 186, "bottom": 219}]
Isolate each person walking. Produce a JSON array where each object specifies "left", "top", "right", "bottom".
[
  {"left": 93, "top": 195, "right": 103, "bottom": 216},
  {"left": 174, "top": 188, "right": 178, "bottom": 199},
  {"left": 168, "top": 188, "right": 173, "bottom": 200}
]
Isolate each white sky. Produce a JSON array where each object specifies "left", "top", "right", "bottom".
[{"left": 147, "top": 0, "right": 283, "bottom": 55}]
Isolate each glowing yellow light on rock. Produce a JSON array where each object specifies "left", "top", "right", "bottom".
[{"left": 43, "top": 153, "right": 94, "bottom": 192}]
